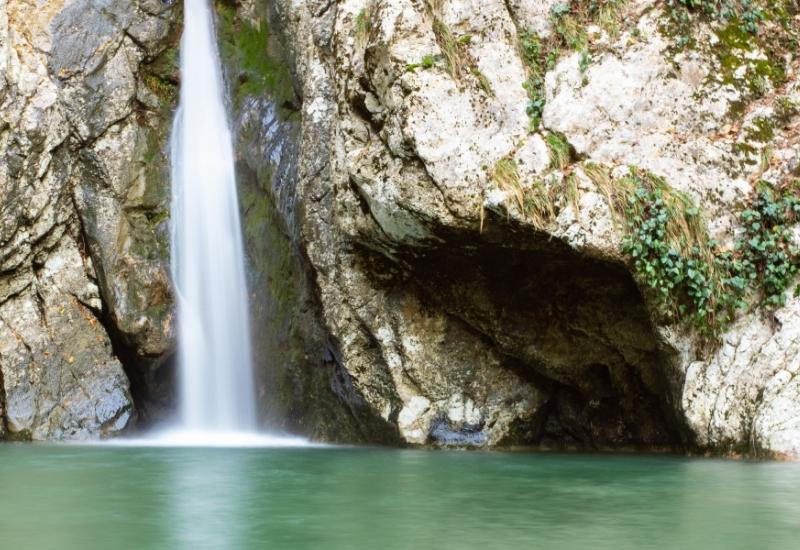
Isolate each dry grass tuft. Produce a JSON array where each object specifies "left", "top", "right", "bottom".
[{"left": 491, "top": 158, "right": 559, "bottom": 229}]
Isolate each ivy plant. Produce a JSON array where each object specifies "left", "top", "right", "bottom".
[
  {"left": 619, "top": 171, "right": 800, "bottom": 337},
  {"left": 736, "top": 183, "right": 800, "bottom": 307}
]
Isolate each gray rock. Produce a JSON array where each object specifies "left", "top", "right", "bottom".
[
  {"left": 0, "top": 0, "right": 178, "bottom": 439},
  {"left": 0, "top": 236, "right": 132, "bottom": 440},
  {"left": 2, "top": 0, "right": 799, "bottom": 457}
]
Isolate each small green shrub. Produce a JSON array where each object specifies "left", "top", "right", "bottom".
[
  {"left": 422, "top": 54, "right": 438, "bottom": 69},
  {"left": 471, "top": 67, "right": 495, "bottom": 96},
  {"left": 545, "top": 133, "right": 572, "bottom": 170},
  {"left": 518, "top": 29, "right": 557, "bottom": 131},
  {"left": 579, "top": 50, "right": 593, "bottom": 73},
  {"left": 491, "top": 158, "right": 557, "bottom": 228},
  {"left": 425, "top": 0, "right": 465, "bottom": 78},
  {"left": 775, "top": 96, "right": 800, "bottom": 124},
  {"left": 550, "top": 3, "right": 588, "bottom": 50},
  {"left": 431, "top": 17, "right": 463, "bottom": 78},
  {"left": 423, "top": 0, "right": 494, "bottom": 94},
  {"left": 550, "top": 1, "right": 628, "bottom": 49},
  {"left": 579, "top": 50, "right": 592, "bottom": 85},
  {"left": 617, "top": 169, "right": 724, "bottom": 333},
  {"left": 517, "top": 2, "right": 626, "bottom": 131},
  {"left": 492, "top": 158, "right": 526, "bottom": 212},
  {"left": 565, "top": 173, "right": 581, "bottom": 215},
  {"left": 142, "top": 74, "right": 178, "bottom": 103},
  {"left": 671, "top": 0, "right": 760, "bottom": 27},
  {"left": 664, "top": 0, "right": 786, "bottom": 48},
  {"left": 406, "top": 54, "right": 440, "bottom": 72},
  {"left": 739, "top": 0, "right": 766, "bottom": 33}
]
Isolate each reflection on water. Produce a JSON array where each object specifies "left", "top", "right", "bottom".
[
  {"left": 169, "top": 449, "right": 254, "bottom": 548},
  {"left": 0, "top": 446, "right": 799, "bottom": 550}
]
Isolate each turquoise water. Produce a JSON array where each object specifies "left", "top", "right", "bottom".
[{"left": 1, "top": 445, "right": 799, "bottom": 550}]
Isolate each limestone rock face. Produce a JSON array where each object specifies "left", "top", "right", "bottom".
[
  {"left": 2, "top": 0, "right": 799, "bottom": 457},
  {"left": 0, "top": 237, "right": 132, "bottom": 439},
  {"left": 682, "top": 298, "right": 800, "bottom": 457},
  {"left": 244, "top": 0, "right": 800, "bottom": 455},
  {"left": 0, "top": 0, "right": 179, "bottom": 439}
]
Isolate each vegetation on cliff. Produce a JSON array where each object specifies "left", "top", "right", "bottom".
[{"left": 609, "top": 170, "right": 800, "bottom": 337}]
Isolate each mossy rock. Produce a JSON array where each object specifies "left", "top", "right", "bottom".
[
  {"left": 215, "top": 2, "right": 296, "bottom": 112},
  {"left": 5, "top": 429, "right": 33, "bottom": 442}
]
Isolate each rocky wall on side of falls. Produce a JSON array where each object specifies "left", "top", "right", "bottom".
[
  {"left": 2, "top": 0, "right": 800, "bottom": 457},
  {"left": 0, "top": 0, "right": 179, "bottom": 439},
  {"left": 241, "top": 0, "right": 800, "bottom": 456}
]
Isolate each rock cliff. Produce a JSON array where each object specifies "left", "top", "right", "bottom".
[
  {"left": 0, "top": 0, "right": 179, "bottom": 438},
  {"left": 244, "top": 0, "right": 800, "bottom": 456},
  {"left": 2, "top": 0, "right": 799, "bottom": 457}
]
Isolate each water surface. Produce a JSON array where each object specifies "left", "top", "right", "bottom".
[{"left": 1, "top": 445, "right": 798, "bottom": 549}]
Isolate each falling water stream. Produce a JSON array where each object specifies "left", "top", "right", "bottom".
[
  {"left": 169, "top": 0, "right": 256, "bottom": 438},
  {"left": 6, "top": 4, "right": 800, "bottom": 549}
]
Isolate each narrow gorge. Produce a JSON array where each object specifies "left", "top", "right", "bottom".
[{"left": 1, "top": 0, "right": 799, "bottom": 459}]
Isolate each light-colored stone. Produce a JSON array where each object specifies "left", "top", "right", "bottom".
[
  {"left": 258, "top": 0, "right": 800, "bottom": 454},
  {"left": 0, "top": 238, "right": 132, "bottom": 440},
  {"left": 3, "top": 0, "right": 800, "bottom": 455}
]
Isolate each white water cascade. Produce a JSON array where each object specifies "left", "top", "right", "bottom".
[{"left": 169, "top": 0, "right": 257, "bottom": 436}]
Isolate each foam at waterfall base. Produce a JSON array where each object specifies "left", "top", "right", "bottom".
[{"left": 107, "top": 429, "right": 315, "bottom": 448}]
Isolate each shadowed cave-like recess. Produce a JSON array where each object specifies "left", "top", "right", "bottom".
[
  {"left": 111, "top": 142, "right": 688, "bottom": 450},
  {"left": 360, "top": 213, "right": 689, "bottom": 451}
]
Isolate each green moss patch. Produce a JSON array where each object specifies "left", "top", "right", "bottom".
[
  {"left": 662, "top": 1, "right": 798, "bottom": 117},
  {"left": 215, "top": 2, "right": 296, "bottom": 111},
  {"left": 355, "top": 4, "right": 374, "bottom": 45},
  {"left": 712, "top": 19, "right": 788, "bottom": 98},
  {"left": 142, "top": 74, "right": 179, "bottom": 104}
]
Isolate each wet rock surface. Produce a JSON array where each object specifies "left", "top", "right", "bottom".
[{"left": 0, "top": 0, "right": 179, "bottom": 439}]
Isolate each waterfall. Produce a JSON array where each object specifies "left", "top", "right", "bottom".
[{"left": 169, "top": 0, "right": 256, "bottom": 434}]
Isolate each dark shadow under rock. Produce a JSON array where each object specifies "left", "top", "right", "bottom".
[{"left": 372, "top": 217, "right": 686, "bottom": 451}]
